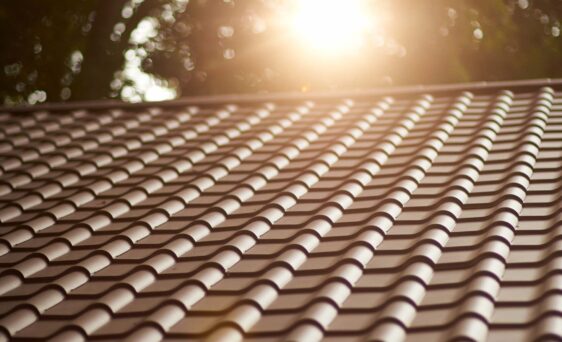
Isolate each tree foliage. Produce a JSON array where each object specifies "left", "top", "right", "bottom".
[{"left": 1, "top": 0, "right": 562, "bottom": 105}]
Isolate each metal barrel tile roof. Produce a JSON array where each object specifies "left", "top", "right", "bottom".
[{"left": 0, "top": 81, "right": 562, "bottom": 342}]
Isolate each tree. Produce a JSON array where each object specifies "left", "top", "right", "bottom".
[{"left": 1, "top": 0, "right": 562, "bottom": 105}]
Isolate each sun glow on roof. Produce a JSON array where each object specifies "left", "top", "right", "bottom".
[{"left": 291, "top": 0, "right": 373, "bottom": 54}]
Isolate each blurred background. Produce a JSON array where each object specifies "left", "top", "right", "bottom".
[{"left": 2, "top": 0, "right": 562, "bottom": 105}]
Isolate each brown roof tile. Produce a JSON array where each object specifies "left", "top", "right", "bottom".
[{"left": 0, "top": 81, "right": 562, "bottom": 340}]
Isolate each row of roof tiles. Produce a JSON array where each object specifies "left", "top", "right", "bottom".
[{"left": 0, "top": 86, "right": 561, "bottom": 341}]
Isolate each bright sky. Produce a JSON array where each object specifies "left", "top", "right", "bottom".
[{"left": 121, "top": 17, "right": 176, "bottom": 102}]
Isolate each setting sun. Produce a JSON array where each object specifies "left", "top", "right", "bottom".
[{"left": 291, "top": 0, "right": 373, "bottom": 54}]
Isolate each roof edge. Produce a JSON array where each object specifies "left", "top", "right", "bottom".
[{"left": 3, "top": 77, "right": 562, "bottom": 113}]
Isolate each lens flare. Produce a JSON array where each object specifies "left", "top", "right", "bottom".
[{"left": 291, "top": 0, "right": 373, "bottom": 54}]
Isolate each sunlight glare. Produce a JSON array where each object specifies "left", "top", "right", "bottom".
[{"left": 291, "top": 0, "right": 373, "bottom": 54}]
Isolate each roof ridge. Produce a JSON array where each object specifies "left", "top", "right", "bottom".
[{"left": 2, "top": 77, "right": 561, "bottom": 114}]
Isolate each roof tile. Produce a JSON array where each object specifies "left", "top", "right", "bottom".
[{"left": 0, "top": 85, "right": 561, "bottom": 340}]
